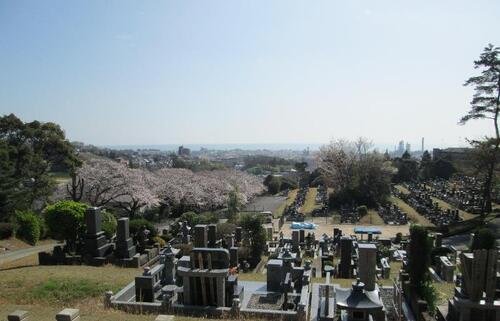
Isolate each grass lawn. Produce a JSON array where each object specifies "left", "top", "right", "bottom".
[
  {"left": 301, "top": 188, "right": 322, "bottom": 215},
  {"left": 389, "top": 196, "right": 434, "bottom": 227},
  {"left": 394, "top": 184, "right": 410, "bottom": 194},
  {"left": 273, "top": 189, "right": 298, "bottom": 218},
  {"left": 359, "top": 209, "right": 385, "bottom": 225}
]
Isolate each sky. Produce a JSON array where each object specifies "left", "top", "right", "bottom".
[{"left": 0, "top": 0, "right": 498, "bottom": 150}]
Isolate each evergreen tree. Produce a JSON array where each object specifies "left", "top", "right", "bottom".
[{"left": 460, "top": 44, "right": 500, "bottom": 214}]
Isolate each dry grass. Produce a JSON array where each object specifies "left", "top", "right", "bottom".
[
  {"left": 394, "top": 185, "right": 410, "bottom": 194},
  {"left": 300, "top": 188, "right": 321, "bottom": 215},
  {"left": 359, "top": 210, "right": 385, "bottom": 225},
  {"left": 0, "top": 238, "right": 55, "bottom": 252},
  {"left": 0, "top": 253, "right": 39, "bottom": 270},
  {"left": 273, "top": 189, "right": 298, "bottom": 218},
  {"left": 389, "top": 196, "right": 434, "bottom": 227},
  {"left": 0, "top": 265, "right": 139, "bottom": 305}
]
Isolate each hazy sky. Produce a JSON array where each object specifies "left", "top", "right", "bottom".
[{"left": 0, "top": 1, "right": 498, "bottom": 149}]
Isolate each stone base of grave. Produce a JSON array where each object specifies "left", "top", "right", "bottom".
[
  {"left": 84, "top": 232, "right": 114, "bottom": 258},
  {"left": 115, "top": 238, "right": 136, "bottom": 258},
  {"left": 7, "top": 310, "right": 28, "bottom": 321}
]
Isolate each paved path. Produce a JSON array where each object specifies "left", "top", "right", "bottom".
[{"left": 0, "top": 242, "right": 57, "bottom": 265}]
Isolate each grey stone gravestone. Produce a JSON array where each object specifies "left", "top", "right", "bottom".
[{"left": 115, "top": 217, "right": 136, "bottom": 258}]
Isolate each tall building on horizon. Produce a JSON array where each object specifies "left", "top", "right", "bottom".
[
  {"left": 398, "top": 140, "right": 405, "bottom": 154},
  {"left": 421, "top": 137, "right": 425, "bottom": 153}
]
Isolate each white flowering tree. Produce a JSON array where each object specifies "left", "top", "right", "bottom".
[{"left": 60, "top": 157, "right": 264, "bottom": 217}]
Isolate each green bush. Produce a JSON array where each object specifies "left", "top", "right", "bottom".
[
  {"left": 0, "top": 222, "right": 14, "bottom": 239},
  {"left": 15, "top": 210, "right": 41, "bottom": 245},
  {"left": 101, "top": 211, "right": 117, "bottom": 239},
  {"left": 44, "top": 201, "right": 87, "bottom": 250},
  {"left": 420, "top": 281, "right": 438, "bottom": 314},
  {"left": 129, "top": 218, "right": 157, "bottom": 237},
  {"left": 357, "top": 205, "right": 368, "bottom": 216}
]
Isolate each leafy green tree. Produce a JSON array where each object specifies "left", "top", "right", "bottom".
[
  {"left": 101, "top": 210, "right": 117, "bottom": 239},
  {"left": 430, "top": 159, "right": 456, "bottom": 179},
  {"left": 15, "top": 210, "right": 41, "bottom": 245},
  {"left": 460, "top": 44, "right": 500, "bottom": 214},
  {"left": 393, "top": 157, "right": 418, "bottom": 183},
  {"left": 0, "top": 114, "right": 80, "bottom": 220},
  {"left": 226, "top": 188, "right": 242, "bottom": 222},
  {"left": 239, "top": 213, "right": 266, "bottom": 266},
  {"left": 44, "top": 201, "right": 87, "bottom": 252},
  {"left": 408, "top": 225, "right": 432, "bottom": 289},
  {"left": 319, "top": 138, "right": 393, "bottom": 207}
]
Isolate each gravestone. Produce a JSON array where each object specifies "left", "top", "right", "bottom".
[
  {"left": 115, "top": 217, "right": 136, "bottom": 258},
  {"left": 267, "top": 259, "right": 283, "bottom": 291},
  {"left": 338, "top": 236, "right": 353, "bottom": 278},
  {"left": 380, "top": 257, "right": 391, "bottom": 279},
  {"left": 55, "top": 308, "right": 80, "bottom": 321},
  {"left": 358, "top": 243, "right": 377, "bottom": 291},
  {"left": 84, "top": 207, "right": 113, "bottom": 258},
  {"left": 208, "top": 224, "right": 217, "bottom": 247},
  {"left": 230, "top": 247, "right": 238, "bottom": 268},
  {"left": 292, "top": 230, "right": 300, "bottom": 251},
  {"left": 439, "top": 256, "right": 454, "bottom": 283},
  {"left": 7, "top": 310, "right": 28, "bottom": 321},
  {"left": 235, "top": 227, "right": 242, "bottom": 244},
  {"left": 135, "top": 267, "right": 157, "bottom": 302},
  {"left": 194, "top": 225, "right": 208, "bottom": 248},
  {"left": 181, "top": 221, "right": 190, "bottom": 244}
]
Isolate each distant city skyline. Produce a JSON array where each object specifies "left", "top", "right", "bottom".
[{"left": 1, "top": 1, "right": 498, "bottom": 148}]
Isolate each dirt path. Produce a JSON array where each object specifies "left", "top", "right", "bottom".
[{"left": 0, "top": 242, "right": 57, "bottom": 266}]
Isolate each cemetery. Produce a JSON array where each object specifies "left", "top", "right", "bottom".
[
  {"left": 392, "top": 184, "right": 463, "bottom": 227},
  {"left": 38, "top": 207, "right": 161, "bottom": 268}
]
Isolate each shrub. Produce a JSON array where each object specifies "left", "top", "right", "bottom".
[
  {"left": 239, "top": 213, "right": 266, "bottom": 266},
  {"left": 175, "top": 243, "right": 193, "bottom": 256},
  {"left": 180, "top": 211, "right": 219, "bottom": 227},
  {"left": 357, "top": 205, "right": 368, "bottom": 216},
  {"left": 153, "top": 236, "right": 166, "bottom": 247},
  {"left": 129, "top": 218, "right": 157, "bottom": 237},
  {"left": 0, "top": 222, "right": 14, "bottom": 239},
  {"left": 15, "top": 210, "right": 41, "bottom": 245},
  {"left": 44, "top": 201, "right": 87, "bottom": 251},
  {"left": 408, "top": 225, "right": 431, "bottom": 289},
  {"left": 101, "top": 211, "right": 117, "bottom": 239},
  {"left": 470, "top": 228, "right": 496, "bottom": 250},
  {"left": 420, "top": 281, "right": 438, "bottom": 314},
  {"left": 217, "top": 222, "right": 236, "bottom": 238}
]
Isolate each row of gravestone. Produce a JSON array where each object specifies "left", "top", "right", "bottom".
[
  {"left": 5, "top": 309, "right": 173, "bottom": 321},
  {"left": 393, "top": 184, "right": 461, "bottom": 226},
  {"left": 284, "top": 187, "right": 308, "bottom": 221},
  {"left": 5, "top": 308, "right": 79, "bottom": 321},
  {"left": 377, "top": 203, "right": 408, "bottom": 225},
  {"left": 39, "top": 207, "right": 158, "bottom": 267},
  {"left": 426, "top": 177, "right": 484, "bottom": 214}
]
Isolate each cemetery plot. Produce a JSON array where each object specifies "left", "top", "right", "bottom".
[
  {"left": 273, "top": 189, "right": 298, "bottom": 218},
  {"left": 392, "top": 184, "right": 462, "bottom": 227},
  {"left": 425, "top": 176, "right": 485, "bottom": 215}
]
